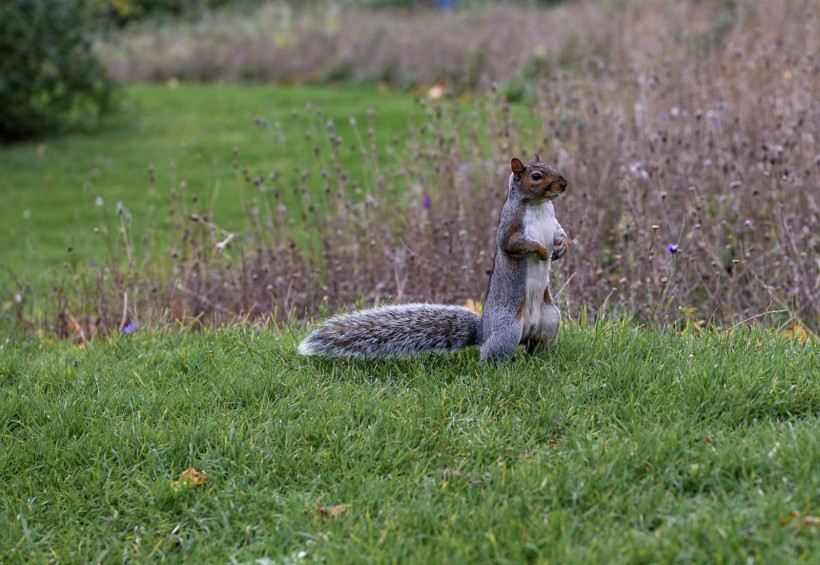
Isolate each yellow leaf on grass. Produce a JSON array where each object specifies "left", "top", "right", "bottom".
[
  {"left": 312, "top": 502, "right": 352, "bottom": 519},
  {"left": 780, "top": 510, "right": 800, "bottom": 526},
  {"left": 784, "top": 323, "right": 812, "bottom": 344},
  {"left": 172, "top": 467, "right": 209, "bottom": 491},
  {"left": 780, "top": 511, "right": 820, "bottom": 529}
]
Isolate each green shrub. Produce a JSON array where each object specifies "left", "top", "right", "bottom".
[
  {"left": 94, "top": 0, "right": 268, "bottom": 26},
  {"left": 0, "top": 0, "right": 114, "bottom": 142}
]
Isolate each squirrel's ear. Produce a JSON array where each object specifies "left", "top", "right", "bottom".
[
  {"left": 533, "top": 152, "right": 541, "bottom": 163},
  {"left": 511, "top": 158, "right": 525, "bottom": 176}
]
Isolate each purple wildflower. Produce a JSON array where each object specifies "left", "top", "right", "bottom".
[
  {"left": 422, "top": 195, "right": 432, "bottom": 209},
  {"left": 123, "top": 322, "right": 138, "bottom": 335},
  {"left": 660, "top": 113, "right": 670, "bottom": 121},
  {"left": 667, "top": 244, "right": 679, "bottom": 254}
]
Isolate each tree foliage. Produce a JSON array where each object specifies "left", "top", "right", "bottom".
[{"left": 0, "top": 0, "right": 113, "bottom": 142}]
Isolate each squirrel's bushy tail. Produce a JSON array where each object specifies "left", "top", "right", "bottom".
[{"left": 298, "top": 304, "right": 481, "bottom": 359}]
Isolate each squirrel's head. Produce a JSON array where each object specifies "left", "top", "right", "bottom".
[{"left": 510, "top": 156, "right": 567, "bottom": 201}]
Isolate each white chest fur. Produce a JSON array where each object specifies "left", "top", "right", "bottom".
[
  {"left": 520, "top": 201, "right": 557, "bottom": 339},
  {"left": 523, "top": 201, "right": 557, "bottom": 250}
]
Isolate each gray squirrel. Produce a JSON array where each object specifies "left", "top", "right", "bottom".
[{"left": 298, "top": 155, "right": 568, "bottom": 363}]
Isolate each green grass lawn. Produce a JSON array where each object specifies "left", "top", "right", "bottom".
[
  {"left": 0, "top": 84, "right": 419, "bottom": 280},
  {"left": 1, "top": 323, "right": 817, "bottom": 562},
  {"left": 1, "top": 83, "right": 817, "bottom": 563}
]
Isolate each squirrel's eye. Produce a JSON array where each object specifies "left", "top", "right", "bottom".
[{"left": 531, "top": 172, "right": 543, "bottom": 181}]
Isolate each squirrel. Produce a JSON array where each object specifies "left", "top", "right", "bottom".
[{"left": 298, "top": 155, "right": 569, "bottom": 363}]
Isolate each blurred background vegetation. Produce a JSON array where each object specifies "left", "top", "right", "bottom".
[
  {"left": 92, "top": 0, "right": 570, "bottom": 25},
  {"left": 1, "top": 0, "right": 574, "bottom": 141},
  {"left": 2, "top": 0, "right": 817, "bottom": 337}
]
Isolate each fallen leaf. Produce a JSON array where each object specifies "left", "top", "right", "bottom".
[
  {"left": 780, "top": 510, "right": 800, "bottom": 526},
  {"left": 172, "top": 467, "right": 208, "bottom": 490},
  {"left": 312, "top": 502, "right": 351, "bottom": 519},
  {"left": 780, "top": 511, "right": 820, "bottom": 530},
  {"left": 784, "top": 323, "right": 812, "bottom": 344},
  {"left": 802, "top": 516, "right": 820, "bottom": 529}
]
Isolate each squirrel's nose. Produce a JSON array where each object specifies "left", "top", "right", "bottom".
[{"left": 559, "top": 178, "right": 568, "bottom": 192}]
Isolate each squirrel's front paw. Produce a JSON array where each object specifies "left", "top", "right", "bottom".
[{"left": 551, "top": 237, "right": 569, "bottom": 261}]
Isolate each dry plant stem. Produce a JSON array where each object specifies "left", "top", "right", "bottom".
[{"left": 118, "top": 290, "right": 128, "bottom": 332}]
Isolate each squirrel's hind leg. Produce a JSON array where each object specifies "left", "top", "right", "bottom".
[{"left": 526, "top": 303, "right": 560, "bottom": 355}]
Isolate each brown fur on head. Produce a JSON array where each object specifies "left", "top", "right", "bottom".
[{"left": 510, "top": 157, "right": 568, "bottom": 202}]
